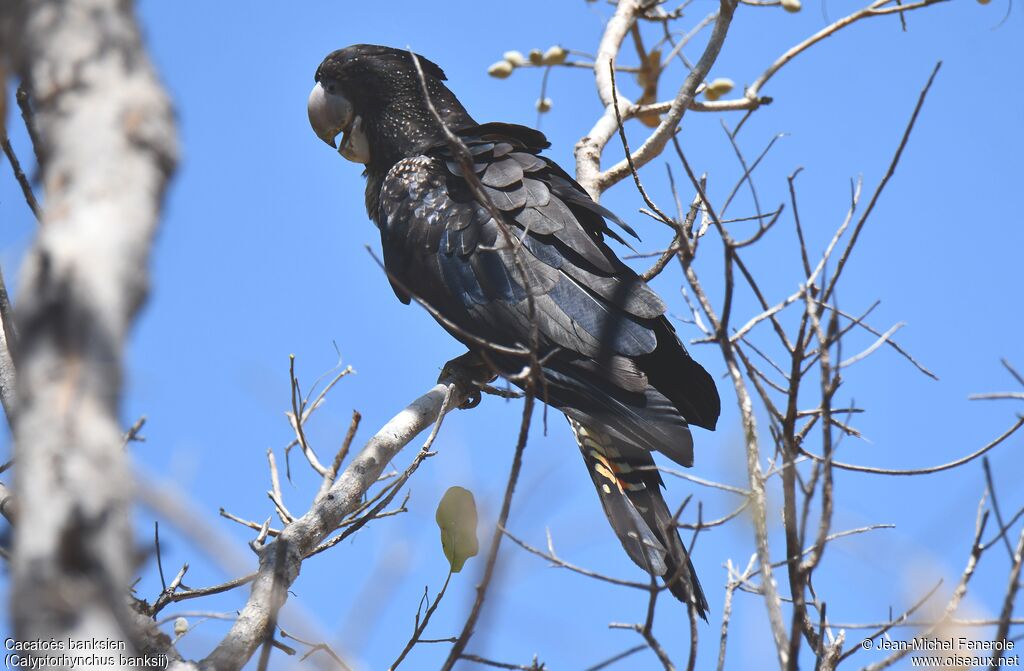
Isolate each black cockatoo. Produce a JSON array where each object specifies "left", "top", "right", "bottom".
[{"left": 308, "top": 44, "right": 720, "bottom": 617}]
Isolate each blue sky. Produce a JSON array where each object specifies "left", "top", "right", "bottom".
[{"left": 2, "top": 0, "right": 1022, "bottom": 669}]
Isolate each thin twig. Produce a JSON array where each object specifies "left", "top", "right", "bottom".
[
  {"left": 279, "top": 628, "right": 352, "bottom": 669},
  {"left": 584, "top": 645, "right": 647, "bottom": 671},
  {"left": 990, "top": 525, "right": 1024, "bottom": 668},
  {"left": 983, "top": 457, "right": 1016, "bottom": 560},
  {"left": 15, "top": 85, "right": 43, "bottom": 166},
  {"left": 596, "top": 0, "right": 738, "bottom": 194},
  {"left": 0, "top": 130, "right": 41, "bottom": 220},
  {"left": 799, "top": 416, "right": 1024, "bottom": 476},
  {"left": 389, "top": 570, "right": 453, "bottom": 670},
  {"left": 502, "top": 527, "right": 650, "bottom": 590},
  {"left": 859, "top": 500, "right": 989, "bottom": 671},
  {"left": 823, "top": 61, "right": 942, "bottom": 303},
  {"left": 441, "top": 393, "right": 535, "bottom": 670}
]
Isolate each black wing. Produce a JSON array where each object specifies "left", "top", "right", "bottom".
[{"left": 374, "top": 124, "right": 719, "bottom": 464}]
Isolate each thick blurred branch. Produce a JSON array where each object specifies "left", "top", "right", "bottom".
[
  {"left": 8, "top": 0, "right": 177, "bottom": 661},
  {"left": 0, "top": 266, "right": 16, "bottom": 423}
]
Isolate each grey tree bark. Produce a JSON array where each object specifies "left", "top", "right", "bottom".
[{"left": 5, "top": 0, "right": 177, "bottom": 665}]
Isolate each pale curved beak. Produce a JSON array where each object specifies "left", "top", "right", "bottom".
[{"left": 307, "top": 82, "right": 353, "bottom": 149}]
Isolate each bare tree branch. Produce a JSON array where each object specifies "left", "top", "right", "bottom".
[
  {"left": 591, "top": 0, "right": 738, "bottom": 197},
  {"left": 0, "top": 127, "right": 40, "bottom": 220},
  {"left": 574, "top": 0, "right": 652, "bottom": 199},
  {"left": 859, "top": 500, "right": 989, "bottom": 671},
  {"left": 748, "top": 0, "right": 946, "bottom": 105},
  {"left": 192, "top": 359, "right": 489, "bottom": 671},
  {"left": 990, "top": 525, "right": 1024, "bottom": 668},
  {"left": 10, "top": 0, "right": 177, "bottom": 660},
  {"left": 389, "top": 570, "right": 453, "bottom": 670},
  {"left": 441, "top": 391, "right": 535, "bottom": 670},
  {"left": 0, "top": 264, "right": 17, "bottom": 424},
  {"left": 798, "top": 415, "right": 1024, "bottom": 476}
]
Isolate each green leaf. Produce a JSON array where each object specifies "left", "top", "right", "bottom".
[{"left": 435, "top": 486, "right": 479, "bottom": 573}]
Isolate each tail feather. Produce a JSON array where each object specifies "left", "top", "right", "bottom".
[{"left": 569, "top": 419, "right": 708, "bottom": 618}]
